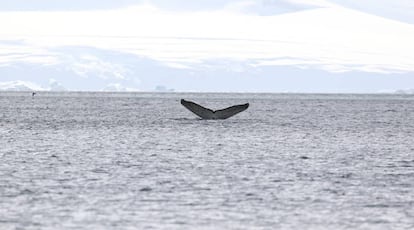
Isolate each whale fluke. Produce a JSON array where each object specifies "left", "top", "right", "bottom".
[{"left": 180, "top": 99, "right": 249, "bottom": 120}]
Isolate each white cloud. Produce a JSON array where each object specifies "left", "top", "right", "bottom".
[
  {"left": 0, "top": 3, "right": 414, "bottom": 74},
  {"left": 284, "top": 0, "right": 336, "bottom": 8},
  {"left": 329, "top": 0, "right": 414, "bottom": 24},
  {"left": 64, "top": 54, "right": 128, "bottom": 80},
  {"left": 0, "top": 42, "right": 59, "bottom": 66}
]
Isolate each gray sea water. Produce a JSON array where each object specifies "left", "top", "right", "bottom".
[{"left": 0, "top": 92, "right": 413, "bottom": 230}]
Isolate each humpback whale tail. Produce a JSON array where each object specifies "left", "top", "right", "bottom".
[{"left": 180, "top": 99, "right": 249, "bottom": 120}]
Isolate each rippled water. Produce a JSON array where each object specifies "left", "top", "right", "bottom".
[{"left": 1, "top": 92, "right": 413, "bottom": 229}]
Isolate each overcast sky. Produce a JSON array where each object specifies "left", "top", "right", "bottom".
[{"left": 0, "top": 0, "right": 413, "bottom": 92}]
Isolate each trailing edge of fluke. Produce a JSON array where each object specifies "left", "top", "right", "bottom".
[{"left": 180, "top": 99, "right": 249, "bottom": 120}]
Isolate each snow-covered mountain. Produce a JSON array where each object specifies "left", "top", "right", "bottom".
[
  {"left": 0, "top": 46, "right": 412, "bottom": 93},
  {"left": 0, "top": 81, "right": 44, "bottom": 91},
  {"left": 0, "top": 79, "right": 67, "bottom": 91},
  {"left": 0, "top": 1, "right": 413, "bottom": 92},
  {"left": 48, "top": 79, "right": 67, "bottom": 91}
]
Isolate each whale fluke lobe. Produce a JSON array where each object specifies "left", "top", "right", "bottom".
[{"left": 180, "top": 99, "right": 249, "bottom": 120}]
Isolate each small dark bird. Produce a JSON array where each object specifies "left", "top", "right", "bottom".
[{"left": 32, "top": 92, "right": 36, "bottom": 97}]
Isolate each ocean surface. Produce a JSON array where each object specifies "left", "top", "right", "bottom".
[{"left": 0, "top": 92, "right": 413, "bottom": 229}]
